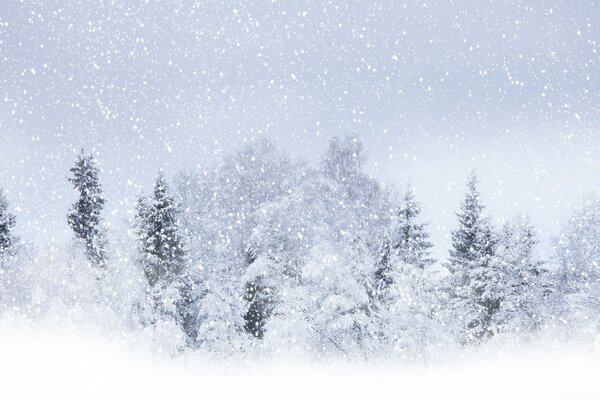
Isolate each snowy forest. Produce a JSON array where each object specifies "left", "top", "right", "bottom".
[
  {"left": 0, "top": 135, "right": 598, "bottom": 360},
  {"left": 2, "top": 1, "right": 600, "bottom": 398}
]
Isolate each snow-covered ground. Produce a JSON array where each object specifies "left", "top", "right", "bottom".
[{"left": 1, "top": 319, "right": 598, "bottom": 400}]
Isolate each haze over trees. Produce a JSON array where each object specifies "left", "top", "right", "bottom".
[{"left": 0, "top": 136, "right": 596, "bottom": 359}]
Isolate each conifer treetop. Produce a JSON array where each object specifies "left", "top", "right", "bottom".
[
  {"left": 67, "top": 149, "right": 106, "bottom": 268},
  {"left": 0, "top": 189, "right": 16, "bottom": 256}
]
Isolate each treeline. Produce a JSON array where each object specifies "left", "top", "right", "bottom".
[{"left": 0, "top": 136, "right": 598, "bottom": 358}]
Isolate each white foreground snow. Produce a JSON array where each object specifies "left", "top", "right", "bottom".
[{"left": 0, "top": 319, "right": 598, "bottom": 400}]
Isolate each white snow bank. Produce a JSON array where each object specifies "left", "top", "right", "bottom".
[{"left": 0, "top": 318, "right": 599, "bottom": 400}]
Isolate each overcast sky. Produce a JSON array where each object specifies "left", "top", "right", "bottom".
[{"left": 0, "top": 0, "right": 599, "bottom": 259}]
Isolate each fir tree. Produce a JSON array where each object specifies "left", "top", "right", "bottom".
[
  {"left": 374, "top": 237, "right": 393, "bottom": 293},
  {"left": 375, "top": 188, "right": 435, "bottom": 292},
  {"left": 392, "top": 188, "right": 435, "bottom": 269},
  {"left": 136, "top": 172, "right": 193, "bottom": 337},
  {"left": 373, "top": 189, "right": 439, "bottom": 356},
  {"left": 0, "top": 189, "right": 16, "bottom": 258},
  {"left": 447, "top": 172, "right": 499, "bottom": 343},
  {"left": 67, "top": 150, "right": 107, "bottom": 268},
  {"left": 136, "top": 173, "right": 187, "bottom": 286}
]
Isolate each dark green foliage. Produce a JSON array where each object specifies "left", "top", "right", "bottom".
[
  {"left": 242, "top": 248, "right": 275, "bottom": 340},
  {"left": 243, "top": 280, "right": 271, "bottom": 339}
]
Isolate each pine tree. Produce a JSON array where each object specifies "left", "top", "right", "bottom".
[
  {"left": 375, "top": 188, "right": 434, "bottom": 293},
  {"left": 393, "top": 189, "right": 435, "bottom": 269},
  {"left": 136, "top": 172, "right": 193, "bottom": 337},
  {"left": 447, "top": 172, "right": 499, "bottom": 343},
  {"left": 374, "top": 237, "right": 393, "bottom": 293},
  {"left": 373, "top": 189, "right": 438, "bottom": 357},
  {"left": 67, "top": 150, "right": 107, "bottom": 268},
  {"left": 0, "top": 189, "right": 16, "bottom": 258}
]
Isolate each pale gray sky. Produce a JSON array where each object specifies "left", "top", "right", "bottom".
[{"left": 0, "top": 0, "right": 599, "bottom": 259}]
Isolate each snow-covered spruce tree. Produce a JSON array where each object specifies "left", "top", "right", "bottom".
[
  {"left": 0, "top": 188, "right": 16, "bottom": 259},
  {"left": 375, "top": 188, "right": 435, "bottom": 292},
  {"left": 67, "top": 150, "right": 107, "bottom": 269},
  {"left": 0, "top": 189, "right": 25, "bottom": 310},
  {"left": 374, "top": 237, "right": 394, "bottom": 291},
  {"left": 393, "top": 188, "right": 436, "bottom": 269},
  {"left": 373, "top": 189, "right": 440, "bottom": 358},
  {"left": 447, "top": 172, "right": 499, "bottom": 344},
  {"left": 492, "top": 217, "right": 551, "bottom": 336},
  {"left": 135, "top": 173, "right": 194, "bottom": 339}
]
